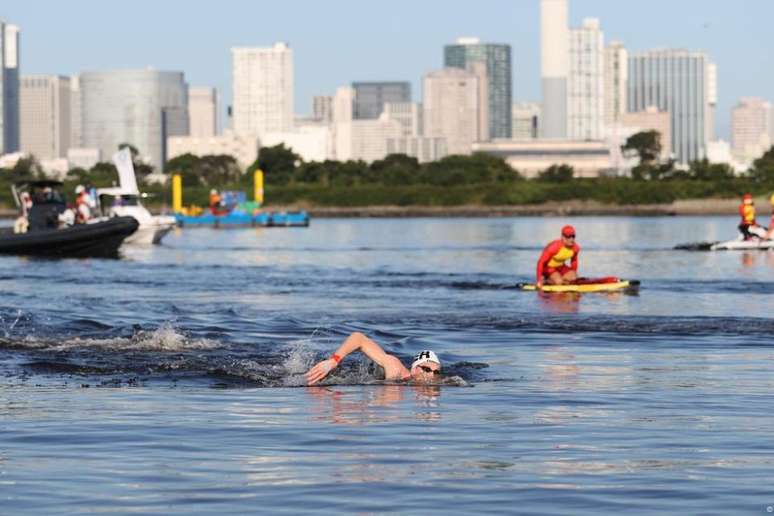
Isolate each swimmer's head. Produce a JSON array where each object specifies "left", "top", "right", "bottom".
[{"left": 410, "top": 350, "right": 441, "bottom": 382}]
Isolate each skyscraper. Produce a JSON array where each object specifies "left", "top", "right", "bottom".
[
  {"left": 1, "top": 21, "right": 20, "bottom": 154},
  {"left": 232, "top": 43, "right": 293, "bottom": 136},
  {"left": 80, "top": 70, "right": 188, "bottom": 168},
  {"left": 567, "top": 18, "right": 604, "bottom": 140},
  {"left": 540, "top": 0, "right": 568, "bottom": 139},
  {"left": 628, "top": 49, "right": 716, "bottom": 163},
  {"left": 731, "top": 97, "right": 772, "bottom": 163},
  {"left": 352, "top": 82, "right": 411, "bottom": 120},
  {"left": 604, "top": 41, "right": 628, "bottom": 127},
  {"left": 188, "top": 86, "right": 218, "bottom": 138},
  {"left": 444, "top": 37, "right": 511, "bottom": 139},
  {"left": 20, "top": 75, "right": 71, "bottom": 159},
  {"left": 423, "top": 68, "right": 481, "bottom": 155}
]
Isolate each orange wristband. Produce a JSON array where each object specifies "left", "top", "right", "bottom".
[{"left": 331, "top": 353, "right": 342, "bottom": 364}]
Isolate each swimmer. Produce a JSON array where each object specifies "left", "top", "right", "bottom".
[{"left": 305, "top": 332, "right": 441, "bottom": 386}]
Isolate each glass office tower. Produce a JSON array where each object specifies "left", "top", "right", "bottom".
[{"left": 445, "top": 38, "right": 512, "bottom": 139}]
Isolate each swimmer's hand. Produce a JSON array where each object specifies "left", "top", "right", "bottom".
[{"left": 305, "top": 358, "right": 338, "bottom": 385}]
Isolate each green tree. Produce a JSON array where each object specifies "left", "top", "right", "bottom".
[
  {"left": 538, "top": 164, "right": 574, "bottom": 182},
  {"left": 749, "top": 146, "right": 774, "bottom": 182},
  {"left": 623, "top": 130, "right": 662, "bottom": 166},
  {"left": 688, "top": 159, "right": 734, "bottom": 181},
  {"left": 248, "top": 144, "right": 301, "bottom": 185}
]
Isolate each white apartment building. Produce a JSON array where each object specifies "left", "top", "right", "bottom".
[
  {"left": 188, "top": 86, "right": 218, "bottom": 138},
  {"left": 69, "top": 75, "right": 82, "bottom": 149},
  {"left": 231, "top": 43, "right": 293, "bottom": 136},
  {"left": 67, "top": 147, "right": 101, "bottom": 170},
  {"left": 260, "top": 124, "right": 331, "bottom": 163},
  {"left": 512, "top": 102, "right": 541, "bottom": 139},
  {"left": 383, "top": 102, "right": 422, "bottom": 137},
  {"left": 620, "top": 106, "right": 672, "bottom": 160},
  {"left": 386, "top": 136, "right": 447, "bottom": 163},
  {"left": 540, "top": 0, "right": 568, "bottom": 139},
  {"left": 731, "top": 97, "right": 772, "bottom": 164},
  {"left": 167, "top": 130, "right": 259, "bottom": 169},
  {"left": 20, "top": 75, "right": 71, "bottom": 159},
  {"left": 567, "top": 18, "right": 605, "bottom": 140},
  {"left": 423, "top": 68, "right": 480, "bottom": 155},
  {"left": 1, "top": 21, "right": 20, "bottom": 154},
  {"left": 313, "top": 95, "right": 333, "bottom": 123},
  {"left": 604, "top": 41, "right": 627, "bottom": 127}
]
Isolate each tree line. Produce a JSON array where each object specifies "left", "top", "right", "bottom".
[{"left": 2, "top": 132, "right": 774, "bottom": 208}]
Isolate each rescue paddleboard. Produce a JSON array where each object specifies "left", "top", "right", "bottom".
[{"left": 518, "top": 277, "right": 640, "bottom": 293}]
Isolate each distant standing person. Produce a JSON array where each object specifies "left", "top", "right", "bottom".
[
  {"left": 536, "top": 225, "right": 579, "bottom": 289},
  {"left": 305, "top": 332, "right": 442, "bottom": 385},
  {"left": 209, "top": 189, "right": 221, "bottom": 214}
]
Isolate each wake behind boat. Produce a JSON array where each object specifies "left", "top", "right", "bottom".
[{"left": 518, "top": 276, "right": 640, "bottom": 293}]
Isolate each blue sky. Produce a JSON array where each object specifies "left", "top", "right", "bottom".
[{"left": 3, "top": 0, "right": 773, "bottom": 138}]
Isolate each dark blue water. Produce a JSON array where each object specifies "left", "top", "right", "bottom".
[{"left": 2, "top": 216, "right": 774, "bottom": 514}]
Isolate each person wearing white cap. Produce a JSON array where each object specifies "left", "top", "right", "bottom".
[{"left": 305, "top": 332, "right": 441, "bottom": 385}]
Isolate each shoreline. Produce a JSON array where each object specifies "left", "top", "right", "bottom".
[
  {"left": 0, "top": 198, "right": 747, "bottom": 219},
  {"left": 297, "top": 198, "right": 744, "bottom": 217}
]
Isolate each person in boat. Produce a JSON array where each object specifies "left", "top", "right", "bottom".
[
  {"left": 738, "top": 193, "right": 768, "bottom": 240},
  {"left": 305, "top": 332, "right": 442, "bottom": 386},
  {"left": 536, "top": 225, "right": 580, "bottom": 289},
  {"left": 209, "top": 189, "right": 222, "bottom": 214},
  {"left": 74, "top": 185, "right": 92, "bottom": 223}
]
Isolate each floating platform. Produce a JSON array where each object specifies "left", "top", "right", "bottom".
[{"left": 175, "top": 210, "right": 310, "bottom": 228}]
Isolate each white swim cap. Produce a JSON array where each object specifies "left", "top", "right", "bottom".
[
  {"left": 75, "top": 185, "right": 85, "bottom": 194},
  {"left": 411, "top": 350, "right": 441, "bottom": 369}
]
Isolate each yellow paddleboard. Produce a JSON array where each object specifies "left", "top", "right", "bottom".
[{"left": 521, "top": 280, "right": 638, "bottom": 293}]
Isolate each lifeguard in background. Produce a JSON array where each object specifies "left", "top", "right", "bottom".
[
  {"left": 536, "top": 225, "right": 580, "bottom": 289},
  {"left": 738, "top": 193, "right": 768, "bottom": 240}
]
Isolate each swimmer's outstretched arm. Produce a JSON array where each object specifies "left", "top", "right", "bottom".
[{"left": 305, "top": 332, "right": 406, "bottom": 385}]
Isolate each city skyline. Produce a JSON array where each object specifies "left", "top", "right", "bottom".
[{"left": 1, "top": 0, "right": 773, "bottom": 140}]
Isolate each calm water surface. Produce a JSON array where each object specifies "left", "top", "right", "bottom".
[{"left": 2, "top": 216, "right": 774, "bottom": 514}]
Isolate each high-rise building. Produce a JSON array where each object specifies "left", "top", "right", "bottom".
[
  {"left": 20, "top": 75, "right": 71, "bottom": 159},
  {"left": 423, "top": 68, "right": 481, "bottom": 155},
  {"left": 512, "top": 102, "right": 541, "bottom": 139},
  {"left": 731, "top": 97, "right": 772, "bottom": 163},
  {"left": 1, "top": 21, "right": 20, "bottom": 154},
  {"left": 383, "top": 102, "right": 422, "bottom": 137},
  {"left": 352, "top": 82, "right": 411, "bottom": 120},
  {"left": 567, "top": 18, "right": 605, "bottom": 140},
  {"left": 188, "top": 86, "right": 218, "bottom": 138},
  {"left": 331, "top": 86, "right": 403, "bottom": 162},
  {"left": 80, "top": 69, "right": 188, "bottom": 168},
  {"left": 604, "top": 41, "right": 628, "bottom": 127},
  {"left": 444, "top": 37, "right": 510, "bottom": 139},
  {"left": 232, "top": 43, "right": 293, "bottom": 136},
  {"left": 706, "top": 63, "right": 718, "bottom": 143},
  {"left": 69, "top": 75, "right": 82, "bottom": 149},
  {"left": 312, "top": 95, "right": 333, "bottom": 122},
  {"left": 540, "top": 0, "right": 568, "bottom": 139},
  {"left": 628, "top": 49, "right": 715, "bottom": 163},
  {"left": 620, "top": 106, "right": 672, "bottom": 160}
]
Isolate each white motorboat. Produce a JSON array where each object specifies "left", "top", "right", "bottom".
[
  {"left": 95, "top": 149, "right": 176, "bottom": 245},
  {"left": 676, "top": 235, "right": 774, "bottom": 251},
  {"left": 710, "top": 237, "right": 774, "bottom": 251}
]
